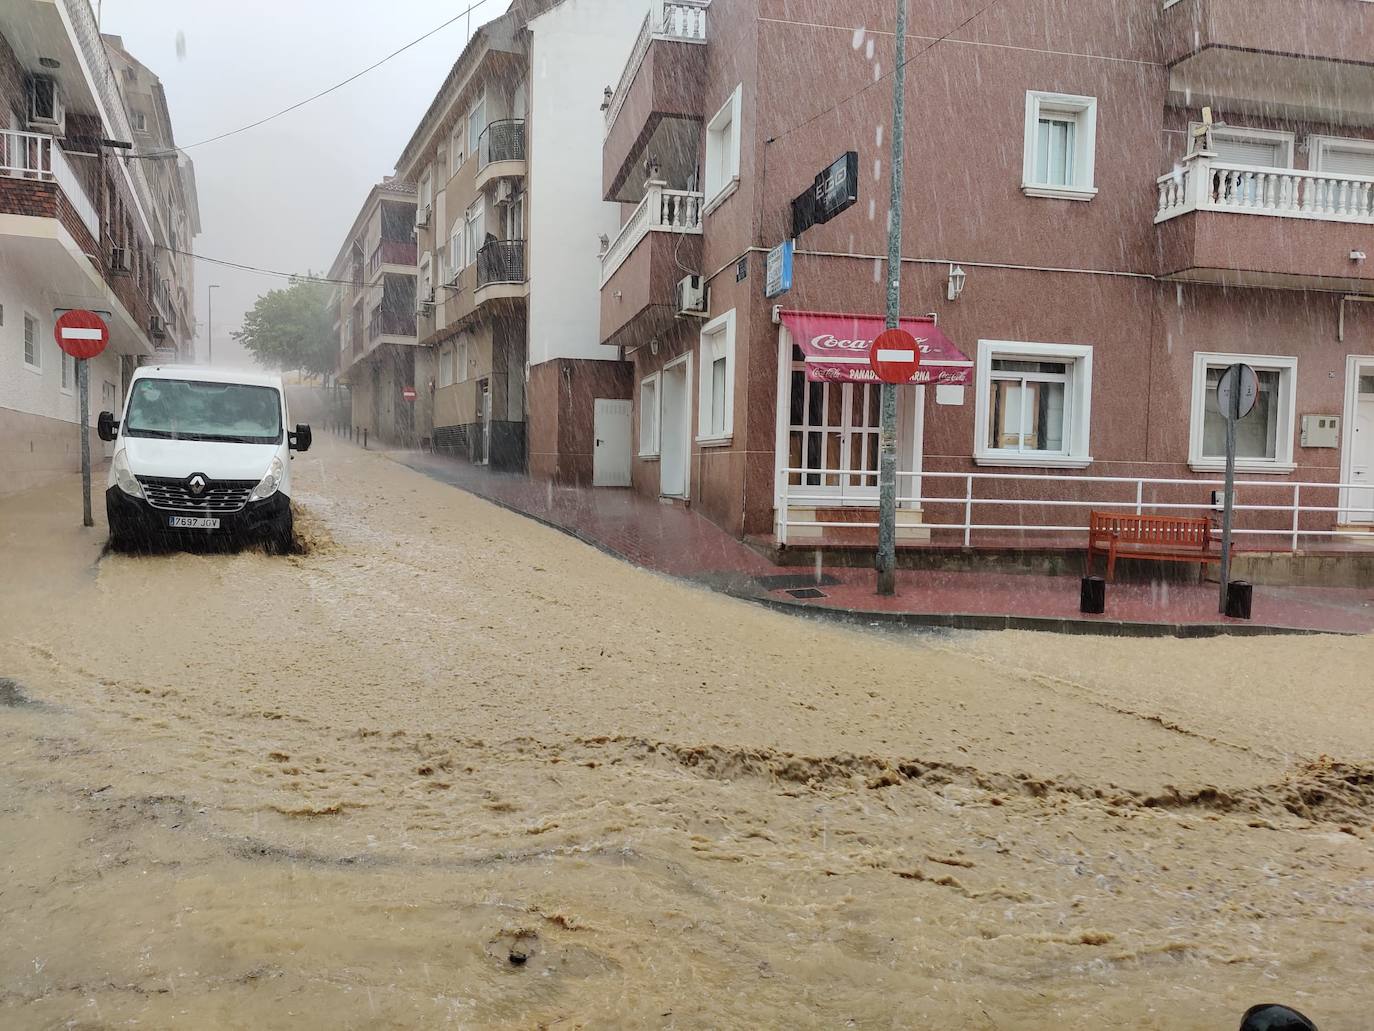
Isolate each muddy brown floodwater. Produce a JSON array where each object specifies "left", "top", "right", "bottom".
[{"left": 1, "top": 441, "right": 1372, "bottom": 1029}]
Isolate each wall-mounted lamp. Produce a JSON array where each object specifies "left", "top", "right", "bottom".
[
  {"left": 600, "top": 86, "right": 613, "bottom": 112},
  {"left": 597, "top": 233, "right": 609, "bottom": 256},
  {"left": 947, "top": 263, "right": 967, "bottom": 301},
  {"left": 1351, "top": 250, "right": 1367, "bottom": 263}
]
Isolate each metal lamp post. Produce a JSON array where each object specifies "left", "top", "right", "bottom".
[{"left": 207, "top": 283, "right": 219, "bottom": 365}]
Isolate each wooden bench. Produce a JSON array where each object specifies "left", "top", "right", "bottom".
[{"left": 1087, "top": 511, "right": 1219, "bottom": 581}]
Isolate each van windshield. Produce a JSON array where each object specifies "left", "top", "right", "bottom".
[{"left": 124, "top": 379, "right": 282, "bottom": 445}]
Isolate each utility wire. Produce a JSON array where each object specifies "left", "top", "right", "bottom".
[
  {"left": 167, "top": 247, "right": 357, "bottom": 286},
  {"left": 765, "top": 0, "right": 1008, "bottom": 146},
  {"left": 138, "top": 0, "right": 491, "bottom": 158}
]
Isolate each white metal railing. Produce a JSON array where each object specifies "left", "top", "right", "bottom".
[
  {"left": 604, "top": 0, "right": 710, "bottom": 135},
  {"left": 1157, "top": 151, "right": 1374, "bottom": 224},
  {"left": 776, "top": 467, "right": 1374, "bottom": 551},
  {"left": 600, "top": 183, "right": 704, "bottom": 284},
  {"left": 0, "top": 130, "right": 100, "bottom": 239}
]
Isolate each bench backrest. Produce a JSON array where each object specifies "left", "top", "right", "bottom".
[{"left": 1089, "top": 511, "right": 1211, "bottom": 547}]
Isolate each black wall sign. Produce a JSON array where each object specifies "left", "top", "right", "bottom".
[
  {"left": 792, "top": 151, "right": 859, "bottom": 238},
  {"left": 736, "top": 255, "right": 748, "bottom": 282}
]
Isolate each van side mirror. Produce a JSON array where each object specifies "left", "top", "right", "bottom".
[
  {"left": 97, "top": 411, "right": 119, "bottom": 442},
  {"left": 290, "top": 423, "right": 312, "bottom": 452}
]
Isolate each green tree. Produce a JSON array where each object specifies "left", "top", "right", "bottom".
[{"left": 233, "top": 275, "right": 336, "bottom": 380}]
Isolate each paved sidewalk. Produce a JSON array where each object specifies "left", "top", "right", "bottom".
[{"left": 384, "top": 448, "right": 1374, "bottom": 636}]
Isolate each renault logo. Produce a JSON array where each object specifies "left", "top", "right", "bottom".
[{"left": 188, "top": 474, "right": 207, "bottom": 496}]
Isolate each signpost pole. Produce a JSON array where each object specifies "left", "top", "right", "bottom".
[
  {"left": 876, "top": 0, "right": 907, "bottom": 597},
  {"left": 78, "top": 357, "right": 92, "bottom": 527},
  {"left": 1218, "top": 366, "right": 1239, "bottom": 614}
]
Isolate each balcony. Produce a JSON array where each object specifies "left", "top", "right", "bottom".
[
  {"left": 1155, "top": 151, "right": 1374, "bottom": 290},
  {"left": 369, "top": 239, "right": 418, "bottom": 279},
  {"left": 475, "top": 239, "right": 527, "bottom": 304},
  {"left": 1162, "top": 0, "right": 1374, "bottom": 125},
  {"left": 368, "top": 307, "right": 418, "bottom": 344},
  {"left": 475, "top": 119, "right": 526, "bottom": 193},
  {"left": 603, "top": 0, "right": 709, "bottom": 202},
  {"left": 600, "top": 184, "right": 704, "bottom": 345},
  {"left": 1, "top": 130, "right": 100, "bottom": 242}
]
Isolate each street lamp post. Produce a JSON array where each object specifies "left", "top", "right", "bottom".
[{"left": 207, "top": 283, "right": 220, "bottom": 365}]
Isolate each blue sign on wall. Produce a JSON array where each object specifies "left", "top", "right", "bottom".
[{"left": 765, "top": 240, "right": 794, "bottom": 298}]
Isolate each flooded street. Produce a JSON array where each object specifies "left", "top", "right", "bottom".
[{"left": 1, "top": 441, "right": 1372, "bottom": 1029}]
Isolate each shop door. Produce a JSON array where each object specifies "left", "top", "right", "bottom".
[
  {"left": 592, "top": 399, "right": 632, "bottom": 487},
  {"left": 477, "top": 378, "right": 491, "bottom": 465}
]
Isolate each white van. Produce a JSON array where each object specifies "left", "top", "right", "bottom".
[{"left": 97, "top": 366, "right": 312, "bottom": 552}]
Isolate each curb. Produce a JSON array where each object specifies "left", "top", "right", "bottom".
[{"left": 383, "top": 451, "right": 1356, "bottom": 640}]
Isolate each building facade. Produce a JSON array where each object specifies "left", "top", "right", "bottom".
[
  {"left": 601, "top": 0, "right": 1374, "bottom": 549},
  {"left": 329, "top": 178, "right": 418, "bottom": 446},
  {"left": 0, "top": 0, "right": 198, "bottom": 494}
]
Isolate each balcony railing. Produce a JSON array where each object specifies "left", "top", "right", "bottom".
[
  {"left": 478, "top": 119, "right": 526, "bottom": 169},
  {"left": 600, "top": 184, "right": 704, "bottom": 284},
  {"left": 476, "top": 239, "right": 526, "bottom": 288},
  {"left": 368, "top": 308, "right": 418, "bottom": 341},
  {"left": 369, "top": 239, "right": 418, "bottom": 276},
  {"left": 1157, "top": 151, "right": 1374, "bottom": 225},
  {"left": 0, "top": 129, "right": 101, "bottom": 239},
  {"left": 605, "top": 0, "right": 709, "bottom": 135}
]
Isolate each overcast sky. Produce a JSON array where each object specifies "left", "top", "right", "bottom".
[{"left": 100, "top": 0, "right": 510, "bottom": 367}]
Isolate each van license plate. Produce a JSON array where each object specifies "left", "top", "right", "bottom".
[{"left": 169, "top": 516, "right": 220, "bottom": 530}]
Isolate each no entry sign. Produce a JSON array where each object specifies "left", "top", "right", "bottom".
[
  {"left": 54, "top": 309, "right": 109, "bottom": 360},
  {"left": 868, "top": 328, "right": 921, "bottom": 384},
  {"left": 401, "top": 385, "right": 417, "bottom": 402}
]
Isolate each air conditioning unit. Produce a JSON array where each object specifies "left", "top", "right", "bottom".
[
  {"left": 27, "top": 76, "right": 64, "bottom": 134},
  {"left": 417, "top": 300, "right": 435, "bottom": 317},
  {"left": 149, "top": 315, "right": 167, "bottom": 339},
  {"left": 415, "top": 205, "right": 431, "bottom": 229},
  {"left": 110, "top": 246, "right": 132, "bottom": 275},
  {"left": 495, "top": 179, "right": 514, "bottom": 204},
  {"left": 674, "top": 274, "right": 708, "bottom": 317}
]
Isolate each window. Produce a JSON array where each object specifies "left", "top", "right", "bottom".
[
  {"left": 61, "top": 351, "right": 75, "bottom": 393},
  {"left": 704, "top": 84, "right": 742, "bottom": 214},
  {"left": 639, "top": 374, "right": 660, "bottom": 456},
  {"left": 131, "top": 110, "right": 147, "bottom": 132},
  {"left": 418, "top": 172, "right": 432, "bottom": 221},
  {"left": 1188, "top": 352, "right": 1297, "bottom": 472},
  {"left": 23, "top": 313, "right": 40, "bottom": 370},
  {"left": 696, "top": 309, "right": 735, "bottom": 443},
  {"left": 419, "top": 255, "right": 432, "bottom": 305},
  {"left": 1204, "top": 126, "right": 1294, "bottom": 168},
  {"left": 449, "top": 124, "right": 464, "bottom": 177},
  {"left": 974, "top": 340, "right": 1093, "bottom": 467},
  {"left": 438, "top": 345, "right": 455, "bottom": 387},
  {"left": 449, "top": 217, "right": 463, "bottom": 280},
  {"left": 1022, "top": 92, "right": 1098, "bottom": 201},
  {"left": 465, "top": 200, "right": 485, "bottom": 267},
  {"left": 1310, "top": 135, "right": 1374, "bottom": 178},
  {"left": 455, "top": 337, "right": 471, "bottom": 383},
  {"left": 467, "top": 93, "right": 486, "bottom": 164}
]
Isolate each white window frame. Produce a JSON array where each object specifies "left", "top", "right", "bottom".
[
  {"left": 465, "top": 199, "right": 485, "bottom": 268},
  {"left": 1188, "top": 352, "right": 1297, "bottom": 473},
  {"left": 438, "top": 344, "right": 455, "bottom": 387},
  {"left": 639, "top": 373, "right": 660, "bottom": 458},
  {"left": 455, "top": 338, "right": 471, "bottom": 383},
  {"left": 974, "top": 340, "right": 1094, "bottom": 468},
  {"left": 696, "top": 309, "right": 735, "bottom": 445},
  {"left": 1309, "top": 134, "right": 1374, "bottom": 174},
  {"left": 1022, "top": 91, "right": 1098, "bottom": 202},
  {"left": 419, "top": 254, "right": 433, "bottom": 306},
  {"left": 448, "top": 216, "right": 464, "bottom": 282},
  {"left": 467, "top": 92, "right": 486, "bottom": 165},
  {"left": 449, "top": 124, "right": 465, "bottom": 178},
  {"left": 60, "top": 350, "right": 75, "bottom": 395},
  {"left": 703, "top": 84, "right": 742, "bottom": 216},
  {"left": 22, "top": 311, "right": 41, "bottom": 372},
  {"left": 418, "top": 172, "right": 433, "bottom": 223},
  {"left": 1199, "top": 124, "right": 1295, "bottom": 167}
]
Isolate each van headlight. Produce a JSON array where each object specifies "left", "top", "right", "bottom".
[
  {"left": 248, "top": 456, "right": 285, "bottom": 503},
  {"left": 112, "top": 449, "right": 143, "bottom": 498}
]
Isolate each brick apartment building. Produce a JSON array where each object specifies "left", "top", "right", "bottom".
[
  {"left": 328, "top": 178, "right": 418, "bottom": 446},
  {"left": 0, "top": 0, "right": 198, "bottom": 494},
  {"left": 389, "top": 0, "right": 647, "bottom": 473},
  {"left": 598, "top": 0, "right": 1374, "bottom": 552}
]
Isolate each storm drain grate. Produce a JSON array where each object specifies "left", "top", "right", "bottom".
[
  {"left": 786, "top": 588, "right": 828, "bottom": 599},
  {"left": 756, "top": 573, "right": 840, "bottom": 591}
]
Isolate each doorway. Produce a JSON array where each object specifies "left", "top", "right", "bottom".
[
  {"left": 592, "top": 398, "right": 632, "bottom": 487},
  {"left": 659, "top": 355, "right": 691, "bottom": 498},
  {"left": 476, "top": 378, "right": 491, "bottom": 465},
  {"left": 1341, "top": 359, "right": 1374, "bottom": 523}
]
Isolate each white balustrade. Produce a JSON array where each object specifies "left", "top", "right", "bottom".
[
  {"left": 600, "top": 183, "right": 704, "bottom": 284},
  {"left": 1156, "top": 151, "right": 1374, "bottom": 225}
]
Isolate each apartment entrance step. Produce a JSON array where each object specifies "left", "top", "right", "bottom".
[{"left": 784, "top": 505, "right": 930, "bottom": 544}]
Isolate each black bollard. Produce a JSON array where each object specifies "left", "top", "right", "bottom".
[
  {"left": 1080, "top": 575, "right": 1106, "bottom": 614},
  {"left": 362, "top": 427, "right": 368, "bottom": 450},
  {"left": 1223, "top": 580, "right": 1253, "bottom": 620}
]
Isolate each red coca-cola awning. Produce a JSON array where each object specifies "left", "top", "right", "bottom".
[{"left": 780, "top": 310, "right": 972, "bottom": 385}]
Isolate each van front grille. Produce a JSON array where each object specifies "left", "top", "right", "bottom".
[{"left": 138, "top": 476, "right": 256, "bottom": 514}]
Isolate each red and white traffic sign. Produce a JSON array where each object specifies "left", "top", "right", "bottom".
[
  {"left": 868, "top": 327, "right": 921, "bottom": 384},
  {"left": 54, "top": 309, "right": 109, "bottom": 360},
  {"left": 401, "top": 385, "right": 417, "bottom": 402}
]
